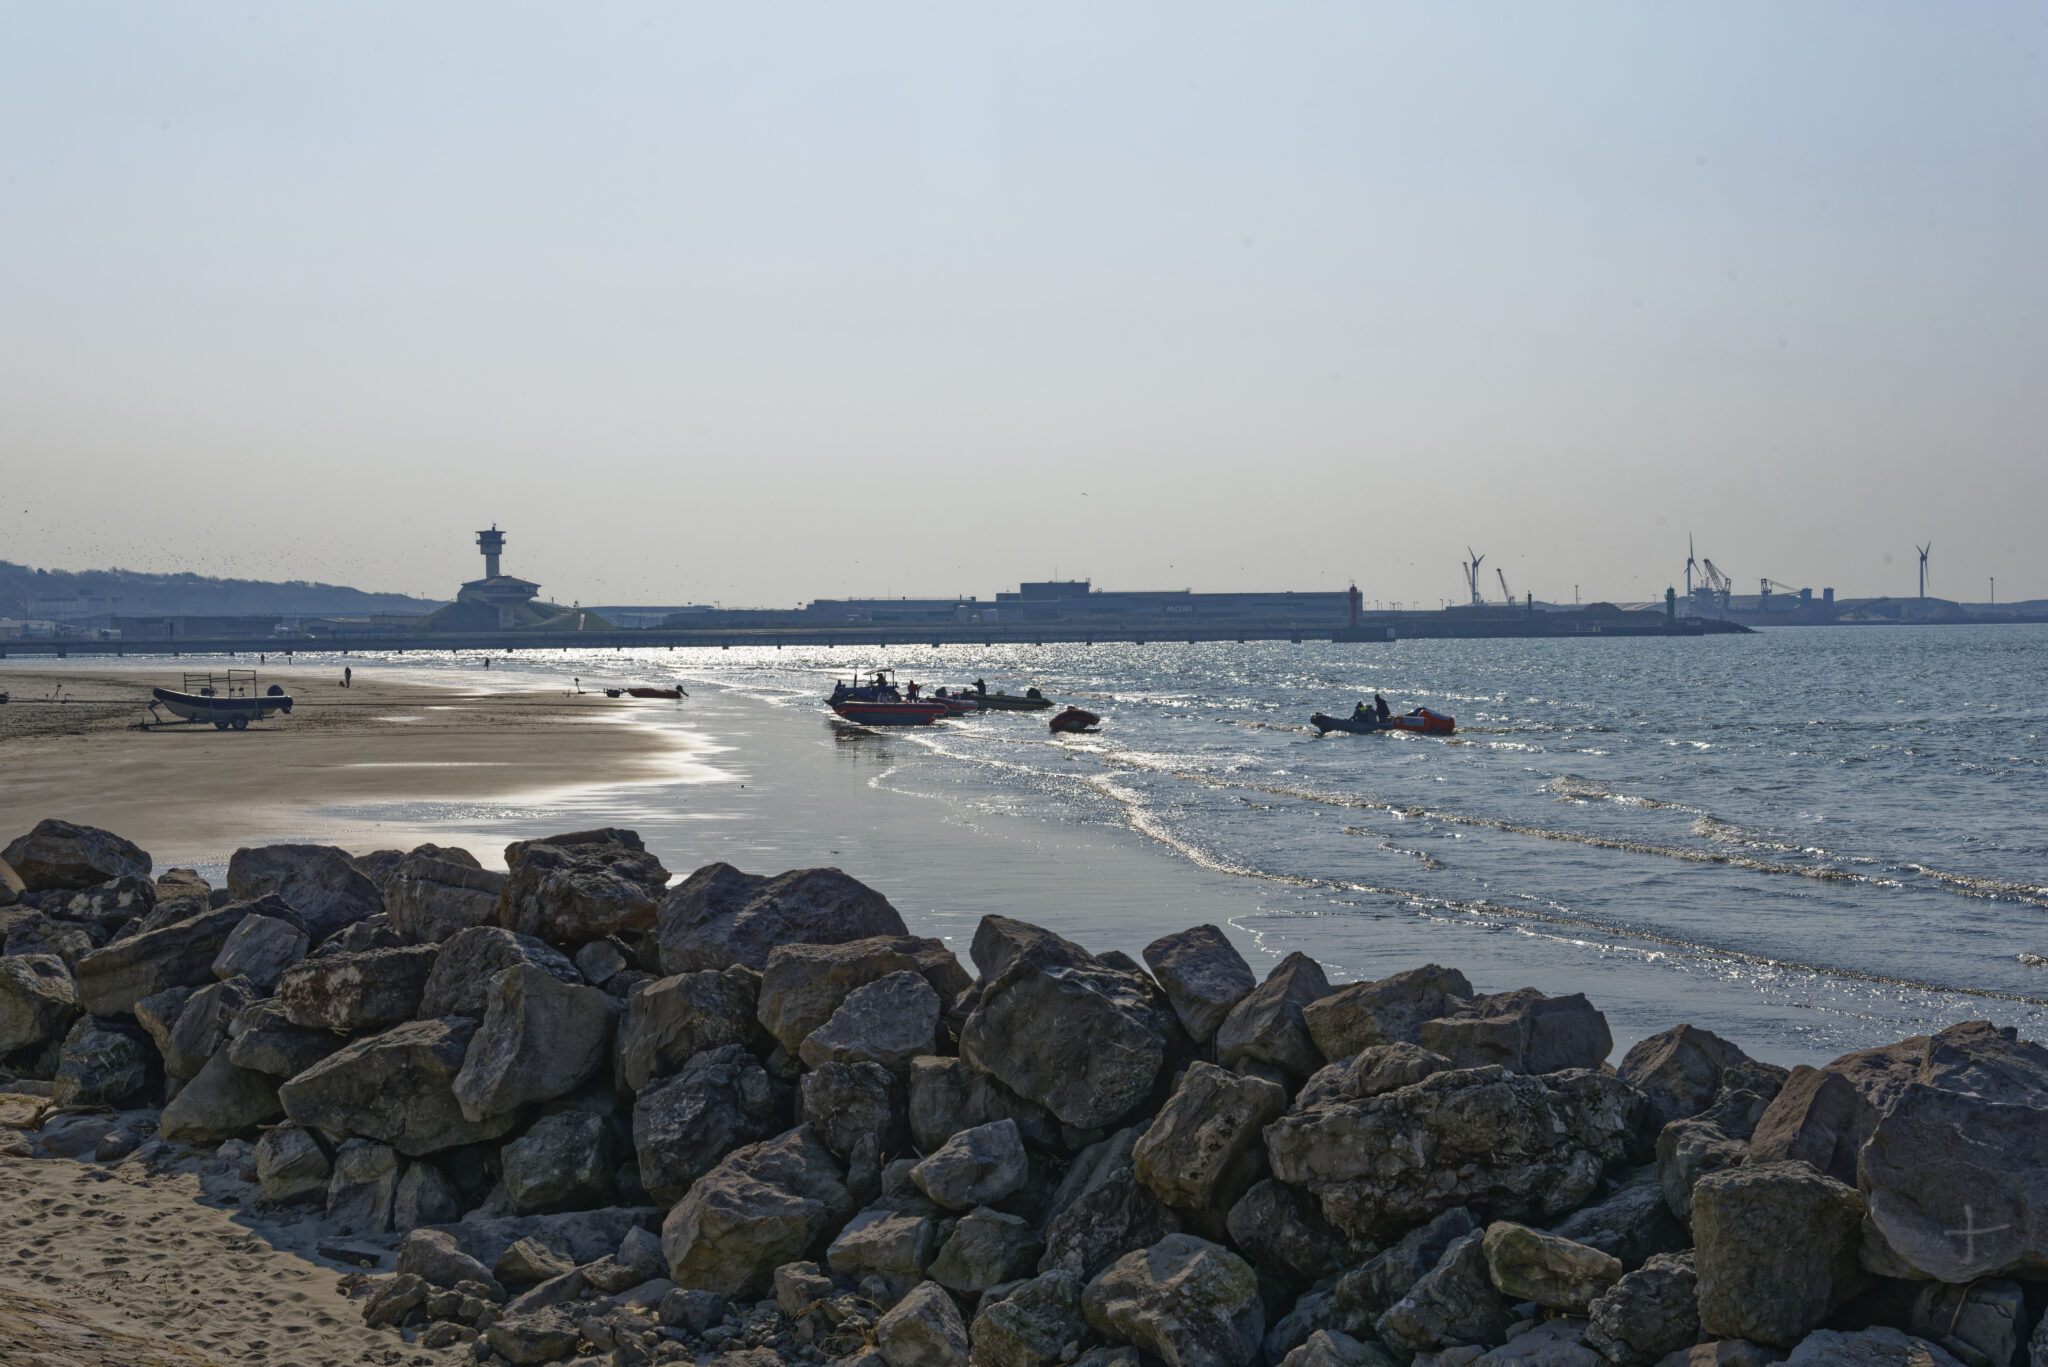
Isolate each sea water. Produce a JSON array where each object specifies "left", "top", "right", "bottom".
[{"left": 314, "top": 624, "right": 2048, "bottom": 1065}]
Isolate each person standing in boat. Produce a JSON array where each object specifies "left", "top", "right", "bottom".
[
  {"left": 1375, "top": 693, "right": 1390, "bottom": 722},
  {"left": 906, "top": 681, "right": 921, "bottom": 700}
]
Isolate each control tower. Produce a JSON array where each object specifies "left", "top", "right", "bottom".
[
  {"left": 447, "top": 523, "right": 541, "bottom": 629},
  {"left": 477, "top": 526, "right": 506, "bottom": 579}
]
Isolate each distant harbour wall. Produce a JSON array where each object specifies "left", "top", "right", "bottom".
[{"left": 0, "top": 616, "right": 1747, "bottom": 658}]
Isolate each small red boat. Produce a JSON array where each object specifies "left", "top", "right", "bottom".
[
  {"left": 1388, "top": 707, "right": 1454, "bottom": 735},
  {"left": 832, "top": 700, "right": 951, "bottom": 726},
  {"left": 626, "top": 686, "right": 687, "bottom": 700},
  {"left": 1048, "top": 707, "right": 1101, "bottom": 734},
  {"left": 930, "top": 693, "right": 985, "bottom": 716}
]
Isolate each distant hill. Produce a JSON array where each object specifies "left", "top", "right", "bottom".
[{"left": 0, "top": 561, "right": 444, "bottom": 620}]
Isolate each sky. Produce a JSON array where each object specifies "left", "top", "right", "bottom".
[{"left": 3, "top": 4, "right": 2045, "bottom": 609}]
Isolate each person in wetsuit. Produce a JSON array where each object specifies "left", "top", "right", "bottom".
[{"left": 1375, "top": 693, "right": 1391, "bottom": 722}]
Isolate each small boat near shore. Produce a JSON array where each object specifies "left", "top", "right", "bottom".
[
  {"left": 625, "top": 686, "right": 687, "bottom": 700},
  {"left": 1311, "top": 707, "right": 1455, "bottom": 736},
  {"left": 977, "top": 690, "right": 1053, "bottom": 712},
  {"left": 831, "top": 699, "right": 951, "bottom": 726},
  {"left": 1049, "top": 706, "right": 1101, "bottom": 734}
]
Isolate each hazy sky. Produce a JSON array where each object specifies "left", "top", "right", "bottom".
[{"left": 4, "top": 4, "right": 2044, "bottom": 607}]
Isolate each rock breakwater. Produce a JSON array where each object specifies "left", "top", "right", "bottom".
[{"left": 3, "top": 815, "right": 2046, "bottom": 1367}]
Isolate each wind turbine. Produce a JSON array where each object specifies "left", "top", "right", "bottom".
[
  {"left": 1917, "top": 543, "right": 1931, "bottom": 599},
  {"left": 1684, "top": 536, "right": 1700, "bottom": 598},
  {"left": 1464, "top": 547, "right": 1485, "bottom": 607}
]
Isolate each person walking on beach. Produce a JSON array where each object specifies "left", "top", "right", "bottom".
[{"left": 343, "top": 666, "right": 352, "bottom": 689}]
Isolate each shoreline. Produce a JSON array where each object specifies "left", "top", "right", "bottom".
[{"left": 0, "top": 663, "right": 716, "bottom": 872}]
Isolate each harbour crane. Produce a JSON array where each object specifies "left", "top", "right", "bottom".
[
  {"left": 1758, "top": 577, "right": 1801, "bottom": 607},
  {"left": 1495, "top": 567, "right": 1514, "bottom": 606},
  {"left": 1462, "top": 548, "right": 1486, "bottom": 607},
  {"left": 1699, "top": 558, "right": 1734, "bottom": 610}
]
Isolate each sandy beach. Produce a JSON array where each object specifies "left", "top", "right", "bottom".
[{"left": 0, "top": 665, "right": 704, "bottom": 871}]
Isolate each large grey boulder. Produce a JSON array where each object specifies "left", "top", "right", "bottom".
[
  {"left": 1420, "top": 987, "right": 1613, "bottom": 1075},
  {"left": 209, "top": 912, "right": 308, "bottom": 992},
  {"left": 911, "top": 1118, "right": 1028, "bottom": 1210},
  {"left": 907, "top": 1055, "right": 1059, "bottom": 1153},
  {"left": 1225, "top": 1179, "right": 1367, "bottom": 1287},
  {"left": 1584, "top": 1252, "right": 1697, "bottom": 1367},
  {"left": 1266, "top": 1065, "right": 1641, "bottom": 1243},
  {"left": 159, "top": 1050, "right": 284, "bottom": 1144},
  {"left": 1692, "top": 1161, "right": 1866, "bottom": 1347},
  {"left": 1783, "top": 1329, "right": 1965, "bottom": 1367},
  {"left": 3, "top": 913, "right": 101, "bottom": 966},
  {"left": 1907, "top": 1281, "right": 2027, "bottom": 1367},
  {"left": 384, "top": 854, "right": 507, "bottom": 944},
  {"left": 1480, "top": 1222, "right": 1622, "bottom": 1313},
  {"left": 930, "top": 1207, "right": 1040, "bottom": 1294},
  {"left": 0, "top": 954, "right": 79, "bottom": 1054},
  {"left": 635, "top": 1042, "right": 789, "bottom": 1205},
  {"left": 1618, "top": 1025, "right": 1775, "bottom": 1131},
  {"left": 1302, "top": 964, "right": 1473, "bottom": 1062},
  {"left": 758, "top": 936, "right": 945, "bottom": 1054},
  {"left": 48, "top": 875, "right": 155, "bottom": 930},
  {"left": 1373, "top": 1229, "right": 1514, "bottom": 1357},
  {"left": 616, "top": 966, "right": 764, "bottom": 1094},
  {"left": 255, "top": 1124, "right": 332, "bottom": 1202},
  {"left": 278, "top": 1017, "right": 520, "bottom": 1155},
  {"left": 1299, "top": 1042, "right": 1455, "bottom": 1108},
  {"left": 502, "top": 1111, "right": 614, "bottom": 1214},
  {"left": 827, "top": 1208, "right": 940, "bottom": 1298},
  {"left": 416, "top": 925, "right": 582, "bottom": 1020},
  {"left": 1746, "top": 1035, "right": 1930, "bottom": 1184},
  {"left": 1141, "top": 925, "right": 1256, "bottom": 1045},
  {"left": 971, "top": 1269, "right": 1089, "bottom": 1367},
  {"left": 397, "top": 1227, "right": 500, "bottom": 1293},
  {"left": 276, "top": 944, "right": 438, "bottom": 1031},
  {"left": 1082, "top": 1234, "right": 1264, "bottom": 1367},
  {"left": 224, "top": 998, "right": 346, "bottom": 1078},
  {"left": 226, "top": 843, "right": 382, "bottom": 940},
  {"left": 1133, "top": 1061, "right": 1285, "bottom": 1211},
  {"left": 133, "top": 986, "right": 193, "bottom": 1063},
  {"left": 876, "top": 1280, "right": 971, "bottom": 1367},
  {"left": 1041, "top": 1127, "right": 1183, "bottom": 1279},
  {"left": 1548, "top": 1165, "right": 1689, "bottom": 1272},
  {"left": 660, "top": 1126, "right": 856, "bottom": 1296},
  {"left": 801, "top": 1059, "right": 904, "bottom": 1172},
  {"left": 799, "top": 969, "right": 939, "bottom": 1074},
  {"left": 958, "top": 916, "right": 1180, "bottom": 1130},
  {"left": 393, "top": 1157, "right": 463, "bottom": 1230},
  {"left": 1332, "top": 1206, "right": 1480, "bottom": 1332},
  {"left": 1854, "top": 1023, "right": 2048, "bottom": 1282},
  {"left": 451, "top": 963, "right": 615, "bottom": 1121},
  {"left": 327, "top": 1138, "right": 401, "bottom": 1233},
  {"left": 496, "top": 829, "right": 669, "bottom": 945},
  {"left": 1658, "top": 1081, "right": 1778, "bottom": 1224},
  {"left": 163, "top": 976, "right": 260, "bottom": 1079},
  {"left": 1215, "top": 952, "right": 1333, "bottom": 1079},
  {"left": 52, "top": 1014, "right": 154, "bottom": 1105},
  {"left": 657, "top": 862, "right": 908, "bottom": 974},
  {"left": 2, "top": 819, "right": 150, "bottom": 892},
  {"left": 71, "top": 904, "right": 248, "bottom": 1016}
]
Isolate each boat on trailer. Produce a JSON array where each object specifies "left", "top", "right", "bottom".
[{"left": 148, "top": 671, "right": 293, "bottom": 731}]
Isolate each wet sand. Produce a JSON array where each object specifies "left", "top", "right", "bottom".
[{"left": 0, "top": 665, "right": 699, "bottom": 868}]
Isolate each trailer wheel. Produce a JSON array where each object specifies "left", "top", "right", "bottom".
[
  {"left": 230, "top": 716, "right": 248, "bottom": 731},
  {"left": 214, "top": 720, "right": 229, "bottom": 730}
]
